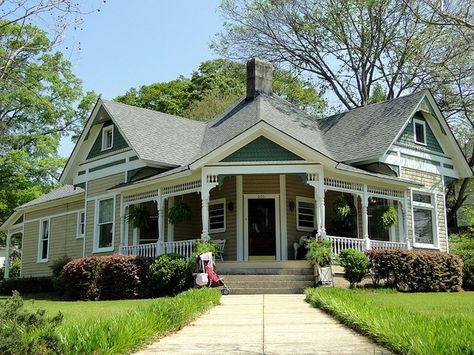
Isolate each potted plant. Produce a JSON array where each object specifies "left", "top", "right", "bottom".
[
  {"left": 372, "top": 205, "right": 398, "bottom": 230},
  {"left": 305, "top": 238, "right": 334, "bottom": 287},
  {"left": 126, "top": 205, "right": 150, "bottom": 229},
  {"left": 168, "top": 200, "right": 192, "bottom": 224}
]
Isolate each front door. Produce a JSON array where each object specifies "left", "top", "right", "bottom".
[{"left": 248, "top": 198, "right": 276, "bottom": 259}]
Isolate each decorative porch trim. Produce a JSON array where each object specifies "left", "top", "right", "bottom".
[
  {"left": 324, "top": 178, "right": 363, "bottom": 192},
  {"left": 123, "top": 189, "right": 160, "bottom": 204},
  {"left": 163, "top": 180, "right": 202, "bottom": 198}
]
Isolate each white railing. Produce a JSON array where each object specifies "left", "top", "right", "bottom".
[
  {"left": 161, "top": 239, "right": 199, "bottom": 260},
  {"left": 120, "top": 239, "right": 199, "bottom": 260},
  {"left": 370, "top": 240, "right": 407, "bottom": 250},
  {"left": 324, "top": 235, "right": 408, "bottom": 257},
  {"left": 325, "top": 235, "right": 366, "bottom": 255},
  {"left": 120, "top": 242, "right": 158, "bottom": 258}
]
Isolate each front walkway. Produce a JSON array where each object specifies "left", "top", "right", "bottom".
[{"left": 136, "top": 294, "right": 389, "bottom": 354}]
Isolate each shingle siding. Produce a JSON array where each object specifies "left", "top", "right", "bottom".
[
  {"left": 86, "top": 121, "right": 129, "bottom": 160},
  {"left": 397, "top": 113, "right": 444, "bottom": 154}
]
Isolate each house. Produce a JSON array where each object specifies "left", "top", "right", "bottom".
[{"left": 1, "top": 58, "right": 472, "bottom": 279}]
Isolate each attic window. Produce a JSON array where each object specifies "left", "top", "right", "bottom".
[
  {"left": 101, "top": 125, "right": 113, "bottom": 151},
  {"left": 413, "top": 118, "right": 426, "bottom": 145}
]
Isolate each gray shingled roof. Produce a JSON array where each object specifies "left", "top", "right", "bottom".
[
  {"left": 318, "top": 90, "right": 427, "bottom": 162},
  {"left": 101, "top": 100, "right": 207, "bottom": 166},
  {"left": 18, "top": 185, "right": 84, "bottom": 209}
]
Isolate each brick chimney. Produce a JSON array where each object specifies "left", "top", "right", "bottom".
[{"left": 246, "top": 58, "right": 273, "bottom": 99}]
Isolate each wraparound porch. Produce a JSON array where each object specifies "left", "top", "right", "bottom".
[{"left": 118, "top": 163, "right": 412, "bottom": 261}]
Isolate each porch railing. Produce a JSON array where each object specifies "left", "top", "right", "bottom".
[
  {"left": 324, "top": 235, "right": 408, "bottom": 257},
  {"left": 120, "top": 239, "right": 199, "bottom": 260}
]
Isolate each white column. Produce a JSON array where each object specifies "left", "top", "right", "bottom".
[
  {"left": 279, "top": 175, "right": 288, "bottom": 260},
  {"left": 403, "top": 190, "right": 411, "bottom": 249},
  {"left": 167, "top": 196, "right": 174, "bottom": 242},
  {"left": 362, "top": 185, "right": 369, "bottom": 242},
  {"left": 200, "top": 172, "right": 219, "bottom": 241},
  {"left": 4, "top": 232, "right": 11, "bottom": 280},
  {"left": 156, "top": 189, "right": 164, "bottom": 256},
  {"left": 236, "top": 175, "right": 243, "bottom": 261},
  {"left": 119, "top": 201, "right": 126, "bottom": 252},
  {"left": 318, "top": 172, "right": 326, "bottom": 236}
]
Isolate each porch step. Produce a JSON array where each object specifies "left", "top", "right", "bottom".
[{"left": 216, "top": 261, "right": 315, "bottom": 294}]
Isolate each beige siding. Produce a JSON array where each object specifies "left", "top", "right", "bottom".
[
  {"left": 209, "top": 176, "right": 236, "bottom": 261},
  {"left": 286, "top": 174, "right": 314, "bottom": 259},
  {"left": 21, "top": 211, "right": 84, "bottom": 277},
  {"left": 173, "top": 192, "right": 202, "bottom": 241},
  {"left": 436, "top": 193, "right": 448, "bottom": 251},
  {"left": 243, "top": 174, "right": 280, "bottom": 194},
  {"left": 85, "top": 200, "right": 95, "bottom": 256},
  {"left": 25, "top": 200, "right": 84, "bottom": 221},
  {"left": 87, "top": 173, "right": 125, "bottom": 198},
  {"left": 401, "top": 167, "right": 443, "bottom": 193}
]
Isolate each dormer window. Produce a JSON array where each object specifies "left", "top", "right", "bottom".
[
  {"left": 101, "top": 125, "right": 113, "bottom": 151},
  {"left": 413, "top": 118, "right": 426, "bottom": 145}
]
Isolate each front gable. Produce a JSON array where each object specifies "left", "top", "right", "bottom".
[
  {"left": 221, "top": 136, "right": 304, "bottom": 162},
  {"left": 396, "top": 112, "right": 444, "bottom": 154},
  {"left": 86, "top": 119, "right": 129, "bottom": 160}
]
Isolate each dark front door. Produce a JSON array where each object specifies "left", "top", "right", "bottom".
[{"left": 248, "top": 198, "right": 276, "bottom": 257}]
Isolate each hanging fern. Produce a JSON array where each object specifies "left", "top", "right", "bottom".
[
  {"left": 372, "top": 205, "right": 398, "bottom": 230},
  {"left": 168, "top": 201, "right": 192, "bottom": 224},
  {"left": 333, "top": 195, "right": 351, "bottom": 221},
  {"left": 126, "top": 205, "right": 150, "bottom": 229}
]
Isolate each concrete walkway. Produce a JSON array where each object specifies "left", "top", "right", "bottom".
[{"left": 136, "top": 294, "right": 389, "bottom": 355}]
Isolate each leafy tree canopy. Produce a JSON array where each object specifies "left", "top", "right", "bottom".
[
  {"left": 0, "top": 19, "right": 95, "bottom": 233},
  {"left": 115, "top": 58, "right": 326, "bottom": 120}
]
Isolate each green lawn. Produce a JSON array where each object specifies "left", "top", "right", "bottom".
[
  {"left": 0, "top": 293, "right": 159, "bottom": 326},
  {"left": 306, "top": 288, "right": 474, "bottom": 355}
]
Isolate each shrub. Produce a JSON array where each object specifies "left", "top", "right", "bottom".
[
  {"left": 0, "top": 291, "right": 63, "bottom": 354},
  {"left": 339, "top": 249, "right": 369, "bottom": 288},
  {"left": 365, "top": 249, "right": 463, "bottom": 292},
  {"left": 0, "top": 277, "right": 54, "bottom": 295},
  {"left": 61, "top": 255, "right": 153, "bottom": 300},
  {"left": 49, "top": 256, "right": 72, "bottom": 293},
  {"left": 97, "top": 255, "right": 153, "bottom": 300},
  {"left": 9, "top": 258, "right": 21, "bottom": 278},
  {"left": 305, "top": 238, "right": 332, "bottom": 267},
  {"left": 148, "top": 253, "right": 193, "bottom": 297},
  {"left": 450, "top": 233, "right": 474, "bottom": 290}
]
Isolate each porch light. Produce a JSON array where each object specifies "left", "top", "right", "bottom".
[{"left": 227, "top": 201, "right": 234, "bottom": 212}]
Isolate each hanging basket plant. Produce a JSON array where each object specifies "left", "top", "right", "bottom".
[
  {"left": 168, "top": 201, "right": 192, "bottom": 224},
  {"left": 372, "top": 205, "right": 398, "bottom": 230},
  {"left": 126, "top": 205, "right": 150, "bottom": 229},
  {"left": 333, "top": 195, "right": 352, "bottom": 222}
]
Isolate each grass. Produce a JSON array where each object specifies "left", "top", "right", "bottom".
[
  {"left": 305, "top": 288, "right": 474, "bottom": 355},
  {"left": 1, "top": 288, "right": 221, "bottom": 354}
]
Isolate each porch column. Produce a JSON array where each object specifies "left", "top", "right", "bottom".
[
  {"left": 155, "top": 189, "right": 164, "bottom": 255},
  {"left": 362, "top": 185, "right": 369, "bottom": 245},
  {"left": 4, "top": 232, "right": 11, "bottom": 280},
  {"left": 200, "top": 172, "right": 219, "bottom": 241},
  {"left": 167, "top": 196, "right": 174, "bottom": 242},
  {"left": 308, "top": 171, "right": 326, "bottom": 237},
  {"left": 403, "top": 191, "right": 411, "bottom": 250},
  {"left": 119, "top": 203, "right": 127, "bottom": 251}
]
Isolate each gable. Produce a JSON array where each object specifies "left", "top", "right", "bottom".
[
  {"left": 396, "top": 112, "right": 444, "bottom": 154},
  {"left": 86, "top": 119, "right": 129, "bottom": 160},
  {"left": 221, "top": 136, "right": 304, "bottom": 162}
]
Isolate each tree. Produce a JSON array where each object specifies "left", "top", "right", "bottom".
[
  {"left": 117, "top": 58, "right": 326, "bottom": 120},
  {"left": 0, "top": 20, "right": 95, "bottom": 234},
  {"left": 214, "top": 0, "right": 473, "bottom": 228}
]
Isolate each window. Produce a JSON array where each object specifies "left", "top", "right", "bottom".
[
  {"left": 296, "top": 196, "right": 316, "bottom": 231},
  {"left": 413, "top": 119, "right": 426, "bottom": 145},
  {"left": 95, "top": 197, "right": 114, "bottom": 251},
  {"left": 77, "top": 211, "right": 85, "bottom": 238},
  {"left": 412, "top": 192, "right": 437, "bottom": 248},
  {"left": 101, "top": 125, "right": 113, "bottom": 151},
  {"left": 38, "top": 219, "right": 49, "bottom": 262},
  {"left": 209, "top": 198, "right": 226, "bottom": 234}
]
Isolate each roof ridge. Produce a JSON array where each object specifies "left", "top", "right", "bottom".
[{"left": 101, "top": 99, "right": 207, "bottom": 126}]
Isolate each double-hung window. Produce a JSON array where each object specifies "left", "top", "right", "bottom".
[
  {"left": 101, "top": 125, "right": 113, "bottom": 151},
  {"left": 38, "top": 219, "right": 50, "bottom": 262},
  {"left": 209, "top": 198, "right": 226, "bottom": 234},
  {"left": 412, "top": 191, "right": 438, "bottom": 248},
  {"left": 95, "top": 197, "right": 114, "bottom": 252},
  {"left": 77, "top": 211, "right": 85, "bottom": 238},
  {"left": 413, "top": 118, "right": 426, "bottom": 145},
  {"left": 296, "top": 196, "right": 316, "bottom": 231}
]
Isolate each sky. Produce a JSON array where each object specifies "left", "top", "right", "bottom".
[{"left": 58, "top": 0, "right": 223, "bottom": 157}]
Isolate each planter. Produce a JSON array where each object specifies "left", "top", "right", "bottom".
[{"left": 317, "top": 266, "right": 334, "bottom": 287}]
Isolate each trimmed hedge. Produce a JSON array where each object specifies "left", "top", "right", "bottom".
[
  {"left": 148, "top": 253, "right": 194, "bottom": 297},
  {"left": 62, "top": 255, "right": 153, "bottom": 300},
  {"left": 0, "top": 276, "right": 54, "bottom": 295},
  {"left": 339, "top": 248, "right": 369, "bottom": 288},
  {"left": 365, "top": 249, "right": 463, "bottom": 292}
]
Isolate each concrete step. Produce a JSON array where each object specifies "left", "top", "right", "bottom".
[
  {"left": 216, "top": 260, "right": 311, "bottom": 269},
  {"left": 222, "top": 274, "right": 314, "bottom": 282},
  {"left": 218, "top": 267, "right": 313, "bottom": 275},
  {"left": 229, "top": 287, "right": 307, "bottom": 295},
  {"left": 224, "top": 280, "right": 314, "bottom": 289}
]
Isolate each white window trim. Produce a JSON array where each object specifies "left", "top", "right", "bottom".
[
  {"left": 413, "top": 118, "right": 427, "bottom": 146},
  {"left": 101, "top": 125, "right": 114, "bottom": 151},
  {"left": 296, "top": 196, "right": 316, "bottom": 232},
  {"left": 411, "top": 190, "right": 439, "bottom": 249},
  {"left": 209, "top": 198, "right": 226, "bottom": 234},
  {"left": 37, "top": 218, "right": 50, "bottom": 263},
  {"left": 93, "top": 195, "right": 115, "bottom": 253},
  {"left": 77, "top": 210, "right": 85, "bottom": 239}
]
